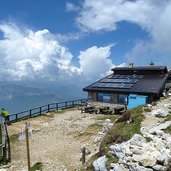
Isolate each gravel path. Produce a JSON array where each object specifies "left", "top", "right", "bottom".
[{"left": 6, "top": 108, "right": 108, "bottom": 171}]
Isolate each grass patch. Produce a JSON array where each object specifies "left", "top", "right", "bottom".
[
  {"left": 94, "top": 115, "right": 119, "bottom": 122},
  {"left": 164, "top": 115, "right": 171, "bottom": 122},
  {"left": 75, "top": 123, "right": 102, "bottom": 138},
  {"left": 164, "top": 126, "right": 171, "bottom": 134},
  {"left": 106, "top": 153, "right": 119, "bottom": 170},
  {"left": 30, "top": 162, "right": 43, "bottom": 171},
  {"left": 10, "top": 134, "right": 19, "bottom": 143},
  {"left": 163, "top": 114, "right": 171, "bottom": 134},
  {"left": 79, "top": 106, "right": 144, "bottom": 170},
  {"left": 144, "top": 136, "right": 153, "bottom": 142},
  {"left": 99, "top": 106, "right": 144, "bottom": 155},
  {"left": 79, "top": 153, "right": 98, "bottom": 171}
]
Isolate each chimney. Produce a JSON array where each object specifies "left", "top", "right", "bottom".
[
  {"left": 149, "top": 61, "right": 154, "bottom": 66},
  {"left": 128, "top": 63, "right": 134, "bottom": 68}
]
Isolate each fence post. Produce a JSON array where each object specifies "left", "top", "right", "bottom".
[
  {"left": 56, "top": 103, "right": 58, "bottom": 111},
  {"left": 29, "top": 110, "right": 32, "bottom": 118},
  {"left": 72, "top": 101, "right": 74, "bottom": 107},
  {"left": 16, "top": 114, "right": 18, "bottom": 122},
  {"left": 65, "top": 102, "right": 67, "bottom": 109},
  {"left": 47, "top": 104, "right": 50, "bottom": 112},
  {"left": 40, "top": 107, "right": 42, "bottom": 115},
  {"left": 81, "top": 146, "right": 86, "bottom": 164},
  {"left": 5, "top": 123, "right": 11, "bottom": 163}
]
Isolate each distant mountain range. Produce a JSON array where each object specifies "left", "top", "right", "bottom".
[{"left": 0, "top": 83, "right": 86, "bottom": 114}]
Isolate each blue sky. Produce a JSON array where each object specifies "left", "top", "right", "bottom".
[{"left": 0, "top": 0, "right": 171, "bottom": 87}]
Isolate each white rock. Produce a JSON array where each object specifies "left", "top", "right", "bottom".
[
  {"left": 93, "top": 156, "right": 107, "bottom": 171},
  {"left": 106, "top": 119, "right": 111, "bottom": 123},
  {"left": 150, "top": 108, "right": 169, "bottom": 117},
  {"left": 129, "top": 134, "right": 146, "bottom": 146},
  {"left": 125, "top": 146, "right": 132, "bottom": 156},
  {"left": 133, "top": 154, "right": 156, "bottom": 167},
  {"left": 149, "top": 121, "right": 171, "bottom": 134},
  {"left": 152, "top": 164, "right": 164, "bottom": 171}
]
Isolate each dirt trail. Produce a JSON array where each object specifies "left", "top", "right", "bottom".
[{"left": 6, "top": 108, "right": 108, "bottom": 171}]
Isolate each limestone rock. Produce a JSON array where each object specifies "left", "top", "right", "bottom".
[
  {"left": 149, "top": 121, "right": 171, "bottom": 134},
  {"left": 138, "top": 155, "right": 156, "bottom": 167},
  {"left": 152, "top": 164, "right": 164, "bottom": 171},
  {"left": 93, "top": 156, "right": 107, "bottom": 171}
]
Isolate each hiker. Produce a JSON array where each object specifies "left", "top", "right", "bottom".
[{"left": 1, "top": 108, "right": 10, "bottom": 124}]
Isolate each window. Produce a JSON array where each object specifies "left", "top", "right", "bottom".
[{"left": 97, "top": 93, "right": 111, "bottom": 103}]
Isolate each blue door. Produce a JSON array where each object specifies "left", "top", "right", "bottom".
[{"left": 128, "top": 94, "right": 147, "bottom": 109}]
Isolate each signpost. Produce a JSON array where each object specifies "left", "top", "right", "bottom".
[
  {"left": 1, "top": 117, "right": 7, "bottom": 164},
  {"left": 18, "top": 122, "right": 32, "bottom": 171},
  {"left": 25, "top": 122, "right": 31, "bottom": 171}
]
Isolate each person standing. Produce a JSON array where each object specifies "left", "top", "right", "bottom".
[{"left": 1, "top": 108, "right": 10, "bottom": 124}]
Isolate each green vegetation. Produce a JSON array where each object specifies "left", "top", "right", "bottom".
[
  {"left": 151, "top": 101, "right": 157, "bottom": 106},
  {"left": 79, "top": 154, "right": 97, "bottom": 171},
  {"left": 100, "top": 106, "right": 144, "bottom": 155},
  {"left": 163, "top": 114, "right": 171, "bottom": 134},
  {"left": 75, "top": 123, "right": 102, "bottom": 138},
  {"left": 144, "top": 136, "right": 153, "bottom": 142},
  {"left": 94, "top": 115, "right": 119, "bottom": 122},
  {"left": 80, "top": 106, "right": 144, "bottom": 170},
  {"left": 106, "top": 153, "right": 118, "bottom": 170},
  {"left": 30, "top": 162, "right": 43, "bottom": 171}
]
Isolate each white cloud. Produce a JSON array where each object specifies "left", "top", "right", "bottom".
[
  {"left": 0, "top": 23, "right": 122, "bottom": 83},
  {"left": 78, "top": 45, "right": 115, "bottom": 80},
  {"left": 75, "top": 0, "right": 171, "bottom": 66},
  {"left": 66, "top": 2, "right": 80, "bottom": 12},
  {"left": 76, "top": 0, "right": 155, "bottom": 32},
  {"left": 0, "top": 23, "right": 81, "bottom": 82}
]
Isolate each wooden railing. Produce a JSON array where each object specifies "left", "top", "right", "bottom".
[{"left": 9, "top": 99, "right": 88, "bottom": 122}]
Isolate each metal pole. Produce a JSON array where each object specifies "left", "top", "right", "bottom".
[
  {"left": 25, "top": 123, "right": 31, "bottom": 171},
  {"left": 1, "top": 117, "right": 7, "bottom": 164},
  {"left": 4, "top": 123, "right": 11, "bottom": 162}
]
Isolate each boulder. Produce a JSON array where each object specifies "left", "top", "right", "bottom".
[
  {"left": 149, "top": 121, "right": 171, "bottom": 134},
  {"left": 93, "top": 156, "right": 107, "bottom": 171},
  {"left": 132, "top": 154, "right": 156, "bottom": 167},
  {"left": 110, "top": 142, "right": 127, "bottom": 159},
  {"left": 127, "top": 162, "right": 153, "bottom": 171},
  {"left": 129, "top": 134, "right": 146, "bottom": 146},
  {"left": 152, "top": 164, "right": 165, "bottom": 171},
  {"left": 150, "top": 108, "right": 169, "bottom": 117}
]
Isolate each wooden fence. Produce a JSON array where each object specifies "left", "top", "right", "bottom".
[{"left": 9, "top": 99, "right": 88, "bottom": 122}]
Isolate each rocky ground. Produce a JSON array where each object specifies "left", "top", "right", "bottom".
[
  {"left": 1, "top": 97, "right": 171, "bottom": 171},
  {"left": 93, "top": 96, "right": 171, "bottom": 171},
  {"left": 1, "top": 108, "right": 116, "bottom": 171}
]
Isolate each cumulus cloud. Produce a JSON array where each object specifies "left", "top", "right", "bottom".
[
  {"left": 75, "top": 0, "right": 171, "bottom": 66},
  {"left": 76, "top": 0, "right": 155, "bottom": 32},
  {"left": 0, "top": 23, "right": 120, "bottom": 83},
  {"left": 0, "top": 23, "right": 81, "bottom": 82},
  {"left": 78, "top": 45, "right": 115, "bottom": 80}
]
